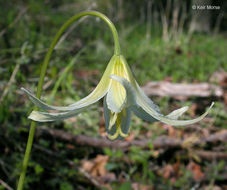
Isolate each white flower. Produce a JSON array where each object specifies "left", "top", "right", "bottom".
[{"left": 21, "top": 55, "right": 214, "bottom": 140}]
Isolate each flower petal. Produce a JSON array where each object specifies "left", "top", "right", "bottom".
[
  {"left": 106, "top": 57, "right": 129, "bottom": 113},
  {"left": 104, "top": 96, "right": 131, "bottom": 140},
  {"left": 110, "top": 75, "right": 157, "bottom": 122},
  {"left": 166, "top": 106, "right": 189, "bottom": 119},
  {"left": 119, "top": 108, "right": 131, "bottom": 135},
  {"left": 21, "top": 56, "right": 117, "bottom": 111},
  {"left": 131, "top": 106, "right": 157, "bottom": 122},
  {"left": 104, "top": 98, "right": 119, "bottom": 139},
  {"left": 103, "top": 96, "right": 110, "bottom": 130},
  {"left": 109, "top": 75, "right": 137, "bottom": 106},
  {"left": 118, "top": 55, "right": 161, "bottom": 113},
  {"left": 21, "top": 87, "right": 75, "bottom": 111},
  {"left": 143, "top": 102, "right": 214, "bottom": 126},
  {"left": 104, "top": 97, "right": 115, "bottom": 130},
  {"left": 28, "top": 107, "right": 87, "bottom": 122},
  {"left": 137, "top": 90, "right": 214, "bottom": 126},
  {"left": 110, "top": 75, "right": 214, "bottom": 126},
  {"left": 106, "top": 84, "right": 126, "bottom": 113},
  {"left": 134, "top": 82, "right": 161, "bottom": 113}
]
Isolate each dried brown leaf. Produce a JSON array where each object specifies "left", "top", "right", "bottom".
[{"left": 187, "top": 161, "right": 204, "bottom": 180}]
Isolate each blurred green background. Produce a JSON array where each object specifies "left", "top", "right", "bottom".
[{"left": 0, "top": 0, "right": 227, "bottom": 189}]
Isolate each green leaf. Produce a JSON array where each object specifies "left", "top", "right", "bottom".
[
  {"left": 35, "top": 164, "right": 44, "bottom": 175},
  {"left": 60, "top": 182, "right": 73, "bottom": 190},
  {"left": 118, "top": 181, "right": 132, "bottom": 190}
]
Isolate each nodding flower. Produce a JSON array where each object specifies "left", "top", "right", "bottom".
[{"left": 21, "top": 55, "right": 214, "bottom": 140}]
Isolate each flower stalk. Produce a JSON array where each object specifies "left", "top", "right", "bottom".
[{"left": 17, "top": 11, "right": 121, "bottom": 190}]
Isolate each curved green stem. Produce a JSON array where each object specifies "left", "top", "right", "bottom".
[{"left": 17, "top": 11, "right": 120, "bottom": 190}]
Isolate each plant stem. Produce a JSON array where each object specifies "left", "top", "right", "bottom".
[{"left": 17, "top": 11, "right": 121, "bottom": 190}]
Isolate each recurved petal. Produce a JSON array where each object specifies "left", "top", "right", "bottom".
[
  {"left": 28, "top": 107, "right": 87, "bottom": 122},
  {"left": 110, "top": 74, "right": 214, "bottom": 126},
  {"left": 21, "top": 87, "right": 74, "bottom": 111},
  {"left": 131, "top": 79, "right": 214, "bottom": 126},
  {"left": 140, "top": 103, "right": 214, "bottom": 126},
  {"left": 131, "top": 105, "right": 157, "bottom": 122},
  {"left": 21, "top": 55, "right": 117, "bottom": 111},
  {"left": 134, "top": 82, "right": 161, "bottom": 113}
]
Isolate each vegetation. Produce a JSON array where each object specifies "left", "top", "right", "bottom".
[{"left": 0, "top": 1, "right": 226, "bottom": 189}]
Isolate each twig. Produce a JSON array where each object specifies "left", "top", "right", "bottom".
[
  {"left": 0, "top": 159, "right": 10, "bottom": 178},
  {"left": 0, "top": 7, "right": 27, "bottom": 37},
  {"left": 38, "top": 128, "right": 227, "bottom": 151},
  {"left": 0, "top": 62, "right": 20, "bottom": 104},
  {"left": 195, "top": 150, "right": 227, "bottom": 161},
  {"left": 0, "top": 179, "right": 14, "bottom": 190},
  {"left": 42, "top": 79, "right": 54, "bottom": 91},
  {"left": 33, "top": 144, "right": 59, "bottom": 158},
  {"left": 197, "top": 132, "right": 227, "bottom": 144},
  {"left": 69, "top": 162, "right": 103, "bottom": 189}
]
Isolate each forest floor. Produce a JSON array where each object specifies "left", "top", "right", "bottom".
[{"left": 0, "top": 1, "right": 227, "bottom": 190}]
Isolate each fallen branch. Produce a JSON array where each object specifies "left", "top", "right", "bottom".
[
  {"left": 195, "top": 150, "right": 227, "bottom": 161},
  {"left": 38, "top": 128, "right": 227, "bottom": 150},
  {"left": 142, "top": 82, "right": 224, "bottom": 98}
]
